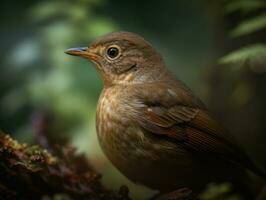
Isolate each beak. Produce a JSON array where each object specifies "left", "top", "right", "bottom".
[{"left": 64, "top": 47, "right": 100, "bottom": 61}]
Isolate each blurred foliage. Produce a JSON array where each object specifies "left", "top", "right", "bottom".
[
  {"left": 205, "top": 1, "right": 266, "bottom": 186},
  {"left": 219, "top": 44, "right": 266, "bottom": 72},
  {"left": 231, "top": 13, "right": 266, "bottom": 37},
  {"left": 224, "top": 0, "right": 266, "bottom": 14},
  {"left": 1, "top": 0, "right": 117, "bottom": 140},
  {"left": 200, "top": 183, "right": 241, "bottom": 200},
  {"left": 220, "top": 0, "right": 266, "bottom": 73}
]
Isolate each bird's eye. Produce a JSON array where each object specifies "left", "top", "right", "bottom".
[{"left": 107, "top": 46, "right": 120, "bottom": 59}]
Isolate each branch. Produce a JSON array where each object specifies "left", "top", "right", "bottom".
[{"left": 0, "top": 131, "right": 131, "bottom": 200}]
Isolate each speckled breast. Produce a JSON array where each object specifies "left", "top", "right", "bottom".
[
  {"left": 95, "top": 86, "right": 191, "bottom": 189},
  {"left": 96, "top": 86, "right": 144, "bottom": 163}
]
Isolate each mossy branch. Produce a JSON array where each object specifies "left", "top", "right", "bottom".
[{"left": 0, "top": 131, "right": 131, "bottom": 200}]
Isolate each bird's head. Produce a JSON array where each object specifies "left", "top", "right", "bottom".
[{"left": 65, "top": 31, "right": 167, "bottom": 86}]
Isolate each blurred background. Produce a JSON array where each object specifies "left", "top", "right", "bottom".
[{"left": 0, "top": 0, "right": 266, "bottom": 199}]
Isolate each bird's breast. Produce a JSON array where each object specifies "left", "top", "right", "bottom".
[
  {"left": 96, "top": 87, "right": 128, "bottom": 142},
  {"left": 96, "top": 87, "right": 180, "bottom": 158},
  {"left": 95, "top": 87, "right": 194, "bottom": 189},
  {"left": 96, "top": 87, "right": 145, "bottom": 159}
]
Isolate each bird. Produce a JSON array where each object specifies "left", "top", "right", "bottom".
[{"left": 65, "top": 31, "right": 265, "bottom": 198}]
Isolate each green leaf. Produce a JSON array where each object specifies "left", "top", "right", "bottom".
[
  {"left": 231, "top": 13, "right": 266, "bottom": 37},
  {"left": 225, "top": 0, "right": 266, "bottom": 14},
  {"left": 200, "top": 182, "right": 241, "bottom": 200},
  {"left": 219, "top": 44, "right": 266, "bottom": 72}
]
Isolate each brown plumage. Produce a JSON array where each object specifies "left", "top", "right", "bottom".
[{"left": 65, "top": 31, "right": 265, "bottom": 197}]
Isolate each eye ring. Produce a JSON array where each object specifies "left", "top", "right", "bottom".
[{"left": 106, "top": 45, "right": 121, "bottom": 60}]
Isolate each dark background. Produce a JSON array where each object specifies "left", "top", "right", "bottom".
[{"left": 1, "top": 0, "right": 266, "bottom": 199}]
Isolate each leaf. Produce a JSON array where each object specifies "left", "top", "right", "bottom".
[
  {"left": 200, "top": 182, "right": 241, "bottom": 200},
  {"left": 225, "top": 0, "right": 266, "bottom": 14},
  {"left": 219, "top": 44, "right": 266, "bottom": 72},
  {"left": 231, "top": 13, "right": 266, "bottom": 37}
]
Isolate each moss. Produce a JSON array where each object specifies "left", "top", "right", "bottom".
[{"left": 0, "top": 131, "right": 131, "bottom": 200}]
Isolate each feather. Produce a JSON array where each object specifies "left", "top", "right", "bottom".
[{"left": 136, "top": 89, "right": 265, "bottom": 178}]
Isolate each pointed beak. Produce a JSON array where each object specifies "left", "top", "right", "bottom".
[
  {"left": 64, "top": 47, "right": 100, "bottom": 61},
  {"left": 65, "top": 47, "right": 88, "bottom": 55}
]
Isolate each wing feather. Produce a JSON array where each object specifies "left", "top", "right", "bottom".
[{"left": 139, "top": 104, "right": 259, "bottom": 174}]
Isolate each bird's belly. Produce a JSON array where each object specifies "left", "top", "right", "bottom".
[{"left": 96, "top": 110, "right": 195, "bottom": 190}]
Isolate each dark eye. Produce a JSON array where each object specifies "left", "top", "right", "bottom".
[{"left": 107, "top": 47, "right": 119, "bottom": 59}]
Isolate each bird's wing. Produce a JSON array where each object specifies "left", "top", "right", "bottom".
[
  {"left": 139, "top": 105, "right": 242, "bottom": 157},
  {"left": 134, "top": 82, "right": 261, "bottom": 175}
]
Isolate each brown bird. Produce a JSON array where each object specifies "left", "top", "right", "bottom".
[{"left": 65, "top": 32, "right": 265, "bottom": 198}]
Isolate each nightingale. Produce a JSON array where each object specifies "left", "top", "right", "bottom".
[{"left": 65, "top": 31, "right": 265, "bottom": 197}]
